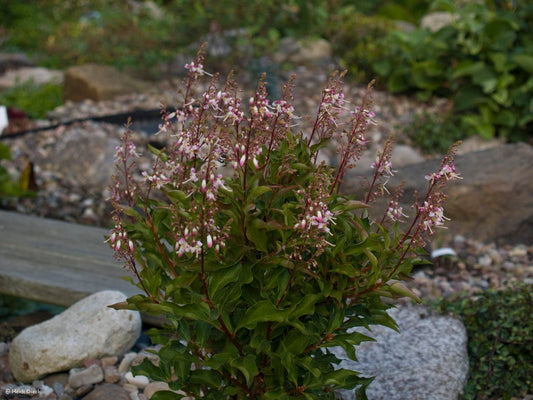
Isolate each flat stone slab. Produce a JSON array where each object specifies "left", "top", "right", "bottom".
[{"left": 0, "top": 210, "right": 141, "bottom": 307}]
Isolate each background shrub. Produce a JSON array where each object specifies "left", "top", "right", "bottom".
[
  {"left": 436, "top": 284, "right": 533, "bottom": 400},
  {"left": 340, "top": 0, "right": 533, "bottom": 141}
]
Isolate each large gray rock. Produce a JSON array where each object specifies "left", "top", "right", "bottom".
[
  {"left": 63, "top": 64, "right": 154, "bottom": 102},
  {"left": 48, "top": 127, "right": 120, "bottom": 189},
  {"left": 343, "top": 142, "right": 533, "bottom": 245},
  {"left": 9, "top": 290, "right": 141, "bottom": 382},
  {"left": 333, "top": 306, "right": 469, "bottom": 400}
]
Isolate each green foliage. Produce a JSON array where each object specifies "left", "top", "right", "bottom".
[
  {"left": 404, "top": 111, "right": 464, "bottom": 155},
  {"left": 436, "top": 284, "right": 533, "bottom": 400},
  {"left": 327, "top": 10, "right": 397, "bottom": 85},
  {"left": 0, "top": 142, "right": 35, "bottom": 199},
  {"left": 109, "top": 50, "right": 460, "bottom": 398},
  {"left": 340, "top": 0, "right": 533, "bottom": 141},
  {"left": 0, "top": 80, "right": 63, "bottom": 120},
  {"left": 0, "top": 0, "right": 431, "bottom": 76}
]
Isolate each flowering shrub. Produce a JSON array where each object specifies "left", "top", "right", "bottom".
[{"left": 109, "top": 48, "right": 461, "bottom": 399}]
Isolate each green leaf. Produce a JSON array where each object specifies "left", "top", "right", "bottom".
[
  {"left": 513, "top": 54, "right": 533, "bottom": 74},
  {"left": 332, "top": 200, "right": 370, "bottom": 213},
  {"left": 147, "top": 142, "right": 166, "bottom": 158},
  {"left": 330, "top": 264, "right": 357, "bottom": 277},
  {"left": 387, "top": 70, "right": 411, "bottom": 93},
  {"left": 230, "top": 354, "right": 259, "bottom": 386},
  {"left": 168, "top": 303, "right": 211, "bottom": 321},
  {"left": 454, "top": 85, "right": 486, "bottom": 111},
  {"left": 208, "top": 262, "right": 243, "bottom": 301},
  {"left": 131, "top": 358, "right": 170, "bottom": 382},
  {"left": 189, "top": 369, "right": 222, "bottom": 387},
  {"left": 411, "top": 60, "right": 442, "bottom": 91},
  {"left": 488, "top": 52, "right": 508, "bottom": 73},
  {"left": 289, "top": 294, "right": 322, "bottom": 320},
  {"left": 389, "top": 281, "right": 422, "bottom": 303},
  {"left": 151, "top": 391, "right": 186, "bottom": 400},
  {"left": 237, "top": 300, "right": 287, "bottom": 330},
  {"left": 246, "top": 218, "right": 269, "bottom": 252},
  {"left": 0, "top": 143, "right": 12, "bottom": 160},
  {"left": 326, "top": 331, "right": 374, "bottom": 361},
  {"left": 163, "top": 189, "right": 188, "bottom": 204},
  {"left": 203, "top": 352, "right": 232, "bottom": 369},
  {"left": 248, "top": 185, "right": 271, "bottom": 201}
]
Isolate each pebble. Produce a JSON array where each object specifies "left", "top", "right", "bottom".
[
  {"left": 101, "top": 356, "right": 119, "bottom": 368},
  {"left": 125, "top": 371, "right": 150, "bottom": 389},
  {"left": 143, "top": 381, "right": 170, "bottom": 399},
  {"left": 122, "top": 382, "right": 140, "bottom": 394},
  {"left": 103, "top": 365, "right": 121, "bottom": 384},
  {"left": 75, "top": 383, "right": 94, "bottom": 397},
  {"left": 118, "top": 352, "right": 137, "bottom": 373},
  {"left": 68, "top": 364, "right": 104, "bottom": 388}
]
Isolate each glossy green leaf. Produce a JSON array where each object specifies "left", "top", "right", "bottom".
[
  {"left": 230, "top": 354, "right": 258, "bottom": 386},
  {"left": 208, "top": 263, "right": 243, "bottom": 301},
  {"left": 189, "top": 369, "right": 222, "bottom": 387},
  {"left": 513, "top": 54, "right": 533, "bottom": 74},
  {"left": 248, "top": 185, "right": 271, "bottom": 201},
  {"left": 237, "top": 300, "right": 287, "bottom": 330},
  {"left": 246, "top": 218, "right": 269, "bottom": 252}
]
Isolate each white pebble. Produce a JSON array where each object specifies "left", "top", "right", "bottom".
[
  {"left": 118, "top": 352, "right": 137, "bottom": 373},
  {"left": 125, "top": 371, "right": 150, "bottom": 389},
  {"left": 477, "top": 254, "right": 492, "bottom": 267}
]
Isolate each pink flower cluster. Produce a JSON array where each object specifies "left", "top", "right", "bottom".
[
  {"left": 386, "top": 200, "right": 407, "bottom": 223},
  {"left": 108, "top": 224, "right": 134, "bottom": 253},
  {"left": 418, "top": 200, "right": 449, "bottom": 233},
  {"left": 425, "top": 163, "right": 462, "bottom": 183}
]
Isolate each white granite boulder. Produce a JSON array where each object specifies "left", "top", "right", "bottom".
[
  {"left": 333, "top": 305, "right": 469, "bottom": 400},
  {"left": 9, "top": 290, "right": 141, "bottom": 382}
]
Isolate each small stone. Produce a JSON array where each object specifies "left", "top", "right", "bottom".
[
  {"left": 118, "top": 353, "right": 137, "bottom": 373},
  {"left": 75, "top": 384, "right": 94, "bottom": 397},
  {"left": 33, "top": 380, "right": 54, "bottom": 397},
  {"left": 488, "top": 249, "right": 503, "bottom": 265},
  {"left": 53, "top": 382, "right": 65, "bottom": 396},
  {"left": 511, "top": 266, "right": 526, "bottom": 279},
  {"left": 103, "top": 366, "right": 121, "bottom": 383},
  {"left": 138, "top": 393, "right": 148, "bottom": 400},
  {"left": 125, "top": 371, "right": 150, "bottom": 389},
  {"left": 509, "top": 245, "right": 528, "bottom": 258},
  {"left": 122, "top": 383, "right": 139, "bottom": 394},
  {"left": 478, "top": 254, "right": 492, "bottom": 267},
  {"left": 44, "top": 373, "right": 69, "bottom": 391},
  {"left": 68, "top": 365, "right": 104, "bottom": 388},
  {"left": 101, "top": 356, "right": 118, "bottom": 367},
  {"left": 82, "top": 358, "right": 101, "bottom": 368},
  {"left": 133, "top": 350, "right": 159, "bottom": 367},
  {"left": 143, "top": 381, "right": 169, "bottom": 399},
  {"left": 81, "top": 383, "right": 130, "bottom": 400}
]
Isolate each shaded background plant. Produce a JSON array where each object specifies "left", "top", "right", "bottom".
[
  {"left": 435, "top": 284, "right": 533, "bottom": 400},
  {"left": 0, "top": 142, "right": 36, "bottom": 201},
  {"left": 108, "top": 50, "right": 460, "bottom": 399}
]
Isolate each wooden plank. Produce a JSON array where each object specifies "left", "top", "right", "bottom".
[{"left": 0, "top": 209, "right": 143, "bottom": 308}]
